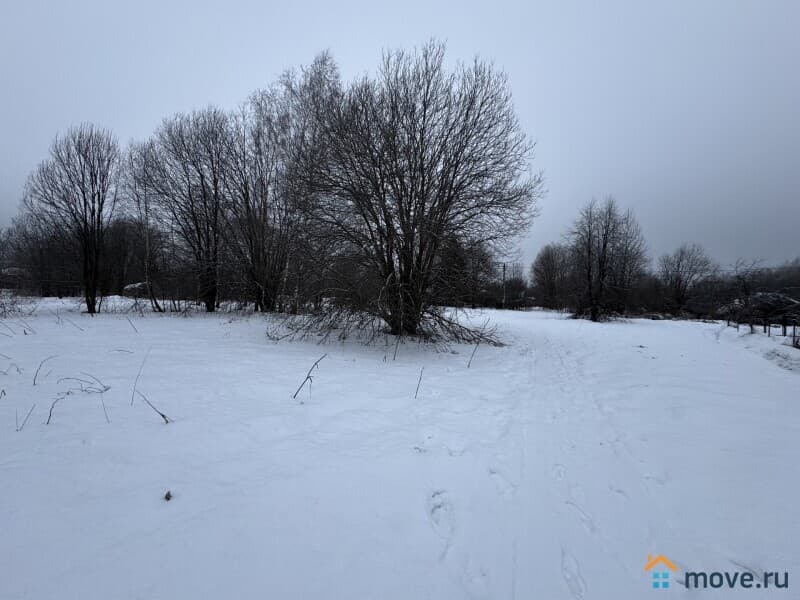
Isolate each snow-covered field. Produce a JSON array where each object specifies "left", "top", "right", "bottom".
[{"left": 1, "top": 299, "right": 798, "bottom": 599}]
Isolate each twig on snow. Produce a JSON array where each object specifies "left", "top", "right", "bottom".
[
  {"left": 131, "top": 348, "right": 151, "bottom": 405},
  {"left": 126, "top": 317, "right": 139, "bottom": 334},
  {"left": 63, "top": 316, "right": 84, "bottom": 331},
  {"left": 80, "top": 372, "right": 111, "bottom": 392},
  {"left": 33, "top": 355, "right": 56, "bottom": 386},
  {"left": 46, "top": 395, "right": 65, "bottom": 425},
  {"left": 467, "top": 340, "right": 480, "bottom": 369},
  {"left": 100, "top": 392, "right": 110, "bottom": 423},
  {"left": 135, "top": 390, "right": 171, "bottom": 424},
  {"left": 16, "top": 318, "right": 36, "bottom": 335},
  {"left": 292, "top": 354, "right": 327, "bottom": 400},
  {"left": 57, "top": 374, "right": 109, "bottom": 394},
  {"left": 415, "top": 366, "right": 425, "bottom": 399},
  {"left": 16, "top": 404, "right": 35, "bottom": 432}
]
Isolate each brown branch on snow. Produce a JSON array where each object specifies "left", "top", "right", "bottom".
[{"left": 292, "top": 354, "right": 327, "bottom": 400}]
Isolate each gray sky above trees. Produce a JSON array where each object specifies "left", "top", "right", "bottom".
[{"left": 1, "top": 0, "right": 798, "bottom": 267}]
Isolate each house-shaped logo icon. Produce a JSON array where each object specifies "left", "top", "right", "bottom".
[{"left": 645, "top": 554, "right": 678, "bottom": 589}]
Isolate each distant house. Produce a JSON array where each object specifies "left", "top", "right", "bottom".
[{"left": 122, "top": 282, "right": 149, "bottom": 298}]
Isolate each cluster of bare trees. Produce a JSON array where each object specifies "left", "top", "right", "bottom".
[
  {"left": 2, "top": 42, "right": 542, "bottom": 337},
  {"left": 529, "top": 197, "right": 648, "bottom": 320},
  {"left": 530, "top": 199, "right": 799, "bottom": 321},
  {"left": 658, "top": 243, "right": 714, "bottom": 312}
]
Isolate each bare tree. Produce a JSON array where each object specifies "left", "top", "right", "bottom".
[
  {"left": 301, "top": 41, "right": 543, "bottom": 336},
  {"left": 143, "top": 109, "right": 229, "bottom": 312},
  {"left": 23, "top": 124, "right": 120, "bottom": 313},
  {"left": 606, "top": 208, "right": 648, "bottom": 312},
  {"left": 224, "top": 95, "right": 291, "bottom": 311},
  {"left": 124, "top": 141, "right": 164, "bottom": 312},
  {"left": 658, "top": 243, "right": 714, "bottom": 312},
  {"left": 568, "top": 197, "right": 646, "bottom": 320},
  {"left": 531, "top": 243, "right": 571, "bottom": 309},
  {"left": 224, "top": 55, "right": 339, "bottom": 313}
]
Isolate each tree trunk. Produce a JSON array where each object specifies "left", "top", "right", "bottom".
[{"left": 199, "top": 265, "right": 217, "bottom": 313}]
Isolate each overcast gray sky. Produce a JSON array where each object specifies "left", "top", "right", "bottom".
[{"left": 1, "top": 0, "right": 798, "bottom": 268}]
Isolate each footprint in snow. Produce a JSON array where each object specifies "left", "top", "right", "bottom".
[
  {"left": 561, "top": 548, "right": 588, "bottom": 600},
  {"left": 488, "top": 467, "right": 517, "bottom": 497},
  {"left": 551, "top": 463, "right": 566, "bottom": 481},
  {"left": 426, "top": 490, "right": 456, "bottom": 561},
  {"left": 427, "top": 490, "right": 456, "bottom": 540},
  {"left": 565, "top": 500, "right": 597, "bottom": 535},
  {"left": 608, "top": 485, "right": 628, "bottom": 500},
  {"left": 459, "top": 555, "right": 491, "bottom": 599}
]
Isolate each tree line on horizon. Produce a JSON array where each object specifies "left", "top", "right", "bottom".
[
  {"left": 529, "top": 196, "right": 800, "bottom": 323},
  {"left": 0, "top": 41, "right": 797, "bottom": 336}
]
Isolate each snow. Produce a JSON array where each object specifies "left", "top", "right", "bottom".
[{"left": 1, "top": 300, "right": 798, "bottom": 599}]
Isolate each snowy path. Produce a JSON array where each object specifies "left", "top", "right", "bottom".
[{"left": 1, "top": 303, "right": 798, "bottom": 598}]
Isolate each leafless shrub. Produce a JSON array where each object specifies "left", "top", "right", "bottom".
[{"left": 0, "top": 294, "right": 22, "bottom": 319}]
